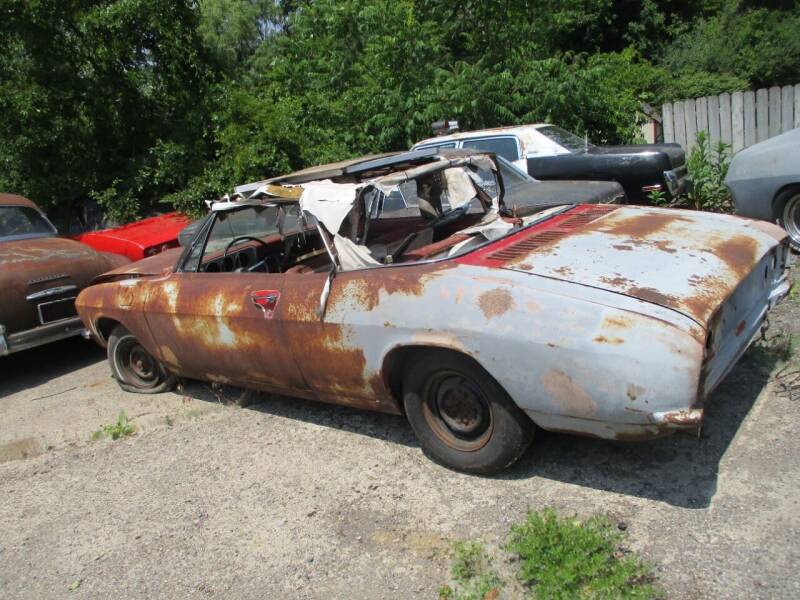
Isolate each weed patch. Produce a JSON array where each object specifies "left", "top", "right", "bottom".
[
  {"left": 91, "top": 411, "right": 136, "bottom": 441},
  {"left": 439, "top": 541, "right": 503, "bottom": 600},
  {"left": 440, "top": 510, "right": 662, "bottom": 600}
]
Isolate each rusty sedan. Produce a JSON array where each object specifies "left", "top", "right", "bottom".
[
  {"left": 0, "top": 193, "right": 129, "bottom": 356},
  {"left": 76, "top": 149, "right": 793, "bottom": 473}
]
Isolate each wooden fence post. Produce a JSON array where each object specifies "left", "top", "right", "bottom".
[
  {"left": 674, "top": 101, "right": 686, "bottom": 149},
  {"left": 719, "top": 93, "right": 732, "bottom": 144},
  {"left": 662, "top": 103, "right": 674, "bottom": 143},
  {"left": 708, "top": 95, "right": 721, "bottom": 145},
  {"left": 731, "top": 91, "right": 744, "bottom": 152},
  {"left": 743, "top": 91, "right": 756, "bottom": 148},
  {"left": 756, "top": 88, "right": 769, "bottom": 143}
]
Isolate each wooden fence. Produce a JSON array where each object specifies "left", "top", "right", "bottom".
[{"left": 662, "top": 84, "right": 800, "bottom": 152}]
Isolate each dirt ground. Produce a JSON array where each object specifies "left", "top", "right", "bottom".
[{"left": 1, "top": 272, "right": 798, "bottom": 599}]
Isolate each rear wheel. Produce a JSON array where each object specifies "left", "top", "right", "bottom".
[
  {"left": 402, "top": 351, "right": 534, "bottom": 474},
  {"left": 107, "top": 325, "right": 176, "bottom": 394},
  {"left": 776, "top": 188, "right": 800, "bottom": 251}
]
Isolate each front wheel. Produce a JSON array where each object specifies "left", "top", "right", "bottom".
[
  {"left": 107, "top": 324, "right": 176, "bottom": 394},
  {"left": 403, "top": 351, "right": 534, "bottom": 474},
  {"left": 776, "top": 188, "right": 800, "bottom": 251}
]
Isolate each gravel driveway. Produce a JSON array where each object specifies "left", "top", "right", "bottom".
[{"left": 1, "top": 277, "right": 799, "bottom": 599}]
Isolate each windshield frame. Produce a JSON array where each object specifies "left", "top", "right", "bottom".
[
  {"left": 0, "top": 204, "right": 58, "bottom": 242},
  {"left": 537, "top": 125, "right": 595, "bottom": 153}
]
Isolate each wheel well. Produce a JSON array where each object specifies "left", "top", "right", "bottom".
[
  {"left": 773, "top": 183, "right": 800, "bottom": 212},
  {"left": 95, "top": 317, "right": 121, "bottom": 344},
  {"left": 381, "top": 345, "right": 489, "bottom": 412}
]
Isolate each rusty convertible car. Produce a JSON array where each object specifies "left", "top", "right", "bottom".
[
  {"left": 76, "top": 149, "right": 792, "bottom": 473},
  {"left": 0, "top": 193, "right": 128, "bottom": 355}
]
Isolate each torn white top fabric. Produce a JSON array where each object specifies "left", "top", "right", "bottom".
[
  {"left": 298, "top": 180, "right": 364, "bottom": 233},
  {"left": 333, "top": 234, "right": 381, "bottom": 270},
  {"left": 443, "top": 168, "right": 478, "bottom": 210}
]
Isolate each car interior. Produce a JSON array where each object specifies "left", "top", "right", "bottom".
[{"left": 182, "top": 154, "right": 552, "bottom": 276}]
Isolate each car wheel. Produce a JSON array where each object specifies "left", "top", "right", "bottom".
[
  {"left": 402, "top": 351, "right": 534, "bottom": 474},
  {"left": 776, "top": 187, "right": 800, "bottom": 252},
  {"left": 107, "top": 324, "right": 176, "bottom": 394}
]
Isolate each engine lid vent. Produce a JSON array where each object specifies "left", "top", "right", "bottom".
[{"left": 483, "top": 204, "right": 618, "bottom": 265}]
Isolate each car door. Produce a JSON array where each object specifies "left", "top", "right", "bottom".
[
  {"left": 278, "top": 223, "right": 402, "bottom": 414},
  {"left": 143, "top": 206, "right": 308, "bottom": 394}
]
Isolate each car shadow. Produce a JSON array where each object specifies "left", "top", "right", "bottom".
[
  {"left": 0, "top": 337, "right": 105, "bottom": 399},
  {"left": 499, "top": 347, "right": 777, "bottom": 508},
  {"left": 180, "top": 345, "right": 777, "bottom": 509}
]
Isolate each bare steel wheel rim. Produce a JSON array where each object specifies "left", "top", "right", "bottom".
[
  {"left": 116, "top": 337, "right": 160, "bottom": 389},
  {"left": 421, "top": 371, "right": 493, "bottom": 452},
  {"left": 783, "top": 194, "right": 800, "bottom": 246}
]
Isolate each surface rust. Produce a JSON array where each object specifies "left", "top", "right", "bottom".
[
  {"left": 626, "top": 286, "right": 680, "bottom": 309},
  {"left": 598, "top": 212, "right": 693, "bottom": 239},
  {"left": 541, "top": 369, "right": 597, "bottom": 417},
  {"left": 477, "top": 288, "right": 515, "bottom": 319},
  {"left": 713, "top": 235, "right": 761, "bottom": 280}
]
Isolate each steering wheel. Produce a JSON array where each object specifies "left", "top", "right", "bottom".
[
  {"left": 427, "top": 206, "right": 468, "bottom": 230},
  {"left": 222, "top": 236, "right": 271, "bottom": 271}
]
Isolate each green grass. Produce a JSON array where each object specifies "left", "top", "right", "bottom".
[
  {"left": 440, "top": 510, "right": 662, "bottom": 600},
  {"left": 91, "top": 411, "right": 136, "bottom": 441},
  {"left": 439, "top": 541, "right": 503, "bottom": 600},
  {"left": 507, "top": 510, "right": 661, "bottom": 600}
]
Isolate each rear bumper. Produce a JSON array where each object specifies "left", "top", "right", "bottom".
[
  {"left": 0, "top": 317, "right": 87, "bottom": 356},
  {"left": 523, "top": 409, "right": 701, "bottom": 441},
  {"left": 642, "top": 168, "right": 688, "bottom": 198}
]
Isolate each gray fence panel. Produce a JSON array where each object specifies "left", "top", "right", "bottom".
[
  {"left": 719, "top": 93, "right": 732, "bottom": 144},
  {"left": 781, "top": 85, "right": 794, "bottom": 133},
  {"left": 796, "top": 84, "right": 800, "bottom": 128},
  {"left": 662, "top": 102, "right": 674, "bottom": 144},
  {"left": 661, "top": 82, "right": 797, "bottom": 150},
  {"left": 731, "top": 91, "right": 745, "bottom": 152},
  {"left": 768, "top": 86, "right": 781, "bottom": 137},
  {"left": 756, "top": 88, "right": 769, "bottom": 142},
  {"left": 696, "top": 97, "right": 708, "bottom": 138},
  {"left": 674, "top": 100, "right": 687, "bottom": 149},
  {"left": 743, "top": 91, "right": 756, "bottom": 148},
  {"left": 685, "top": 99, "right": 697, "bottom": 149},
  {"left": 708, "top": 95, "right": 721, "bottom": 144}
]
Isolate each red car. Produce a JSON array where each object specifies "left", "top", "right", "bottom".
[{"left": 72, "top": 212, "right": 192, "bottom": 261}]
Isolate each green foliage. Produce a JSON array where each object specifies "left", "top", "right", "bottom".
[
  {"left": 439, "top": 541, "right": 503, "bottom": 600},
  {"left": 440, "top": 510, "right": 662, "bottom": 600},
  {"left": 0, "top": 0, "right": 218, "bottom": 221},
  {"left": 684, "top": 131, "right": 733, "bottom": 212},
  {"left": 662, "top": 3, "right": 800, "bottom": 92},
  {"left": 91, "top": 411, "right": 136, "bottom": 441},
  {"left": 1, "top": 1, "right": 797, "bottom": 221},
  {"left": 506, "top": 509, "right": 661, "bottom": 599}
]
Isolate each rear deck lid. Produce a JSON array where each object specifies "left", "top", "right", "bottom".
[{"left": 465, "top": 205, "right": 786, "bottom": 325}]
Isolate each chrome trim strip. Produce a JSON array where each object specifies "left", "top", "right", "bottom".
[{"left": 26, "top": 285, "right": 78, "bottom": 301}]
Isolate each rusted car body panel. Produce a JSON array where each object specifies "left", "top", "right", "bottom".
[
  {"left": 76, "top": 150, "right": 792, "bottom": 442},
  {"left": 0, "top": 194, "right": 129, "bottom": 355}
]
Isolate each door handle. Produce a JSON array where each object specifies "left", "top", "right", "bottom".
[{"left": 251, "top": 290, "right": 280, "bottom": 319}]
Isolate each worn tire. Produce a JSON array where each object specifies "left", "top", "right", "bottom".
[
  {"left": 403, "top": 351, "right": 534, "bottom": 474},
  {"left": 776, "top": 187, "right": 800, "bottom": 252},
  {"left": 107, "top": 324, "right": 176, "bottom": 394}
]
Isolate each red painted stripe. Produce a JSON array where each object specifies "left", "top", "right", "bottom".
[{"left": 457, "top": 204, "right": 618, "bottom": 268}]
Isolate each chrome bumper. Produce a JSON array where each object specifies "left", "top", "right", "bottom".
[{"left": 0, "top": 318, "right": 88, "bottom": 356}]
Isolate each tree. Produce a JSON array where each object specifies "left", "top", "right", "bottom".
[{"left": 0, "top": 0, "right": 218, "bottom": 222}]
